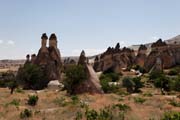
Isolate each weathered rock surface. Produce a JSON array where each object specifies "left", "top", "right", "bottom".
[
  {"left": 94, "top": 39, "right": 180, "bottom": 73},
  {"left": 144, "top": 39, "right": 180, "bottom": 72},
  {"left": 74, "top": 51, "right": 103, "bottom": 94},
  {"left": 22, "top": 33, "right": 62, "bottom": 82},
  {"left": 135, "top": 45, "right": 147, "bottom": 67},
  {"left": 93, "top": 43, "right": 135, "bottom": 73}
]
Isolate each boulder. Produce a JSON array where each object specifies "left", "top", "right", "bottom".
[{"left": 48, "top": 80, "right": 64, "bottom": 90}]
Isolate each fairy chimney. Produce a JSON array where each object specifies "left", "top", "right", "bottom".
[{"left": 49, "top": 33, "right": 57, "bottom": 48}]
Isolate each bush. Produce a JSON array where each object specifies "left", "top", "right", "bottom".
[
  {"left": 10, "top": 99, "right": 20, "bottom": 107},
  {"left": 122, "top": 77, "right": 135, "bottom": 93},
  {"left": 85, "top": 109, "right": 98, "bottom": 120},
  {"left": 53, "top": 97, "right": 67, "bottom": 107},
  {"left": 7, "top": 80, "right": 18, "bottom": 94},
  {"left": 71, "top": 95, "right": 79, "bottom": 104},
  {"left": 100, "top": 78, "right": 118, "bottom": 93},
  {"left": 169, "top": 100, "right": 180, "bottom": 107},
  {"left": 172, "top": 76, "right": 180, "bottom": 92},
  {"left": 15, "top": 88, "right": 24, "bottom": 93},
  {"left": 64, "top": 65, "right": 87, "bottom": 95},
  {"left": 27, "top": 95, "right": 38, "bottom": 106},
  {"left": 100, "top": 72, "right": 120, "bottom": 82},
  {"left": 161, "top": 111, "right": 180, "bottom": 120},
  {"left": 16, "top": 64, "right": 48, "bottom": 90},
  {"left": 132, "top": 77, "right": 144, "bottom": 93},
  {"left": 20, "top": 109, "right": 32, "bottom": 119},
  {"left": 114, "top": 104, "right": 131, "bottom": 112},
  {"left": 168, "top": 69, "right": 179, "bottom": 76},
  {"left": 134, "top": 97, "right": 146, "bottom": 104},
  {"left": 0, "top": 71, "right": 16, "bottom": 89},
  {"left": 132, "top": 65, "right": 146, "bottom": 73},
  {"left": 149, "top": 70, "right": 164, "bottom": 80},
  {"left": 75, "top": 111, "right": 83, "bottom": 120}
]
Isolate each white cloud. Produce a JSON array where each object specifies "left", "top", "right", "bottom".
[
  {"left": 0, "top": 40, "right": 3, "bottom": 44},
  {"left": 7, "top": 40, "right": 15, "bottom": 45},
  {"left": 72, "top": 48, "right": 106, "bottom": 56},
  {"left": 152, "top": 36, "right": 158, "bottom": 40}
]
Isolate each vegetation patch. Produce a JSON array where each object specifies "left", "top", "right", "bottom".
[
  {"left": 134, "top": 97, "right": 146, "bottom": 104},
  {"left": 27, "top": 95, "right": 39, "bottom": 106},
  {"left": 63, "top": 65, "right": 87, "bottom": 95},
  {"left": 20, "top": 109, "right": 32, "bottom": 119},
  {"left": 161, "top": 111, "right": 180, "bottom": 120}
]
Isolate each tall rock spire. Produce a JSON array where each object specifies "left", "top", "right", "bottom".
[
  {"left": 41, "top": 33, "right": 48, "bottom": 48},
  {"left": 49, "top": 33, "right": 57, "bottom": 48}
]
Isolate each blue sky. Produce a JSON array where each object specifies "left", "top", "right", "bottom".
[{"left": 0, "top": 0, "right": 180, "bottom": 59}]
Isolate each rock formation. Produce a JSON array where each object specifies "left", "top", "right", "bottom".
[
  {"left": 93, "top": 39, "right": 180, "bottom": 73},
  {"left": 135, "top": 45, "right": 147, "bottom": 67},
  {"left": 93, "top": 43, "right": 135, "bottom": 73},
  {"left": 144, "top": 39, "right": 179, "bottom": 72},
  {"left": 23, "top": 33, "right": 62, "bottom": 81},
  {"left": 74, "top": 50, "right": 103, "bottom": 94}
]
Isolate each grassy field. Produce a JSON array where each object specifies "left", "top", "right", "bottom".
[{"left": 0, "top": 87, "right": 179, "bottom": 120}]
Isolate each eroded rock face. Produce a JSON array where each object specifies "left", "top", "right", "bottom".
[
  {"left": 75, "top": 51, "right": 103, "bottom": 94},
  {"left": 78, "top": 50, "right": 87, "bottom": 65},
  {"left": 151, "top": 39, "right": 167, "bottom": 48},
  {"left": 93, "top": 43, "right": 135, "bottom": 73},
  {"left": 25, "top": 33, "right": 62, "bottom": 81},
  {"left": 144, "top": 39, "right": 179, "bottom": 72},
  {"left": 135, "top": 45, "right": 147, "bottom": 67},
  {"left": 94, "top": 40, "right": 180, "bottom": 73}
]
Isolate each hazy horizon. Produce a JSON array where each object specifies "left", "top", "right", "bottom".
[{"left": 0, "top": 0, "right": 180, "bottom": 59}]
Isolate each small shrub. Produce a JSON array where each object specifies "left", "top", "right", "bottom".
[
  {"left": 15, "top": 88, "right": 24, "bottom": 93},
  {"left": 134, "top": 97, "right": 146, "bottom": 104},
  {"left": 143, "top": 92, "right": 153, "bottom": 97},
  {"left": 27, "top": 95, "right": 38, "bottom": 106},
  {"left": 172, "top": 76, "right": 180, "bottom": 92},
  {"left": 114, "top": 104, "right": 131, "bottom": 112},
  {"left": 85, "top": 109, "right": 98, "bottom": 120},
  {"left": 169, "top": 100, "right": 180, "bottom": 107},
  {"left": 132, "top": 65, "right": 146, "bottom": 73},
  {"left": 149, "top": 70, "right": 164, "bottom": 80},
  {"left": 122, "top": 77, "right": 135, "bottom": 93},
  {"left": 54, "top": 97, "right": 67, "bottom": 107},
  {"left": 100, "top": 78, "right": 118, "bottom": 93},
  {"left": 71, "top": 95, "right": 79, "bottom": 104},
  {"left": 161, "top": 111, "right": 180, "bottom": 120},
  {"left": 100, "top": 72, "right": 120, "bottom": 82},
  {"left": 20, "top": 109, "right": 32, "bottom": 119},
  {"left": 10, "top": 99, "right": 20, "bottom": 107},
  {"left": 168, "top": 69, "right": 179, "bottom": 76},
  {"left": 98, "top": 106, "right": 113, "bottom": 120},
  {"left": 75, "top": 111, "right": 83, "bottom": 120},
  {"left": 132, "top": 77, "right": 143, "bottom": 93}
]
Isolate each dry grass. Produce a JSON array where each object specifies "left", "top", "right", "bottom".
[{"left": 0, "top": 87, "right": 180, "bottom": 120}]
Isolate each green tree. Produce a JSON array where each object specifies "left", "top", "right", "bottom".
[
  {"left": 16, "top": 64, "right": 48, "bottom": 90},
  {"left": 122, "top": 77, "right": 135, "bottom": 93},
  {"left": 132, "top": 77, "right": 143, "bottom": 93},
  {"left": 64, "top": 65, "right": 87, "bottom": 95}
]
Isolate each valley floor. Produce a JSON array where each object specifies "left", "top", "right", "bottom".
[{"left": 0, "top": 87, "right": 180, "bottom": 120}]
